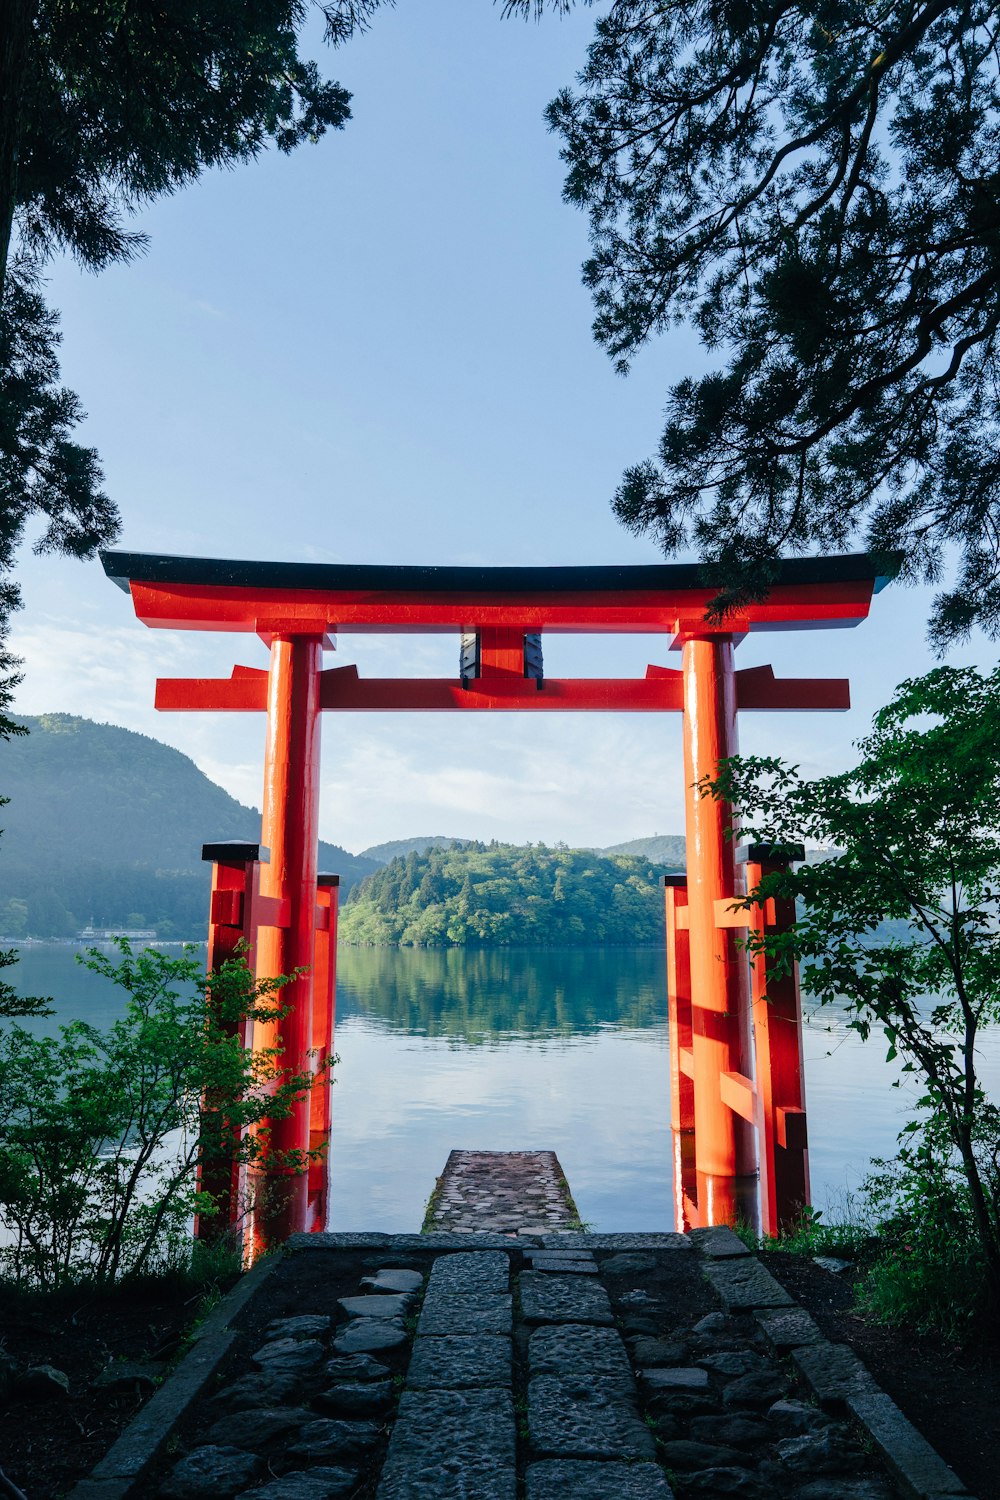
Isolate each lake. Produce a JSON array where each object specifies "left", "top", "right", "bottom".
[{"left": 8, "top": 943, "right": 999, "bottom": 1233}]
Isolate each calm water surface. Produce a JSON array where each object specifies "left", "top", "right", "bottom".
[{"left": 9, "top": 944, "right": 1000, "bottom": 1232}]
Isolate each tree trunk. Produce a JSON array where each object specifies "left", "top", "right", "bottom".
[{"left": 0, "top": 0, "right": 33, "bottom": 300}]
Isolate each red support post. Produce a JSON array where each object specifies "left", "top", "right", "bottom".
[
  {"left": 254, "top": 634, "right": 324, "bottom": 1244},
  {"left": 197, "top": 841, "right": 266, "bottom": 1244},
  {"left": 664, "top": 875, "right": 698, "bottom": 1230},
  {"left": 307, "top": 874, "right": 339, "bottom": 1232},
  {"left": 680, "top": 635, "right": 757, "bottom": 1225},
  {"left": 742, "top": 844, "right": 811, "bottom": 1236}
]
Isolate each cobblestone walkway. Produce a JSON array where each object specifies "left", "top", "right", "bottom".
[
  {"left": 425, "top": 1151, "right": 578, "bottom": 1235},
  {"left": 135, "top": 1228, "right": 974, "bottom": 1500}
]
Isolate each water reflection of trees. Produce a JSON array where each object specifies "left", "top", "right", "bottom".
[{"left": 336, "top": 946, "right": 667, "bottom": 1043}]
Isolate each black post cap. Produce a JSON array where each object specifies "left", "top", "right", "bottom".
[
  {"left": 317, "top": 873, "right": 340, "bottom": 886},
  {"left": 202, "top": 840, "right": 270, "bottom": 864},
  {"left": 736, "top": 842, "right": 805, "bottom": 866},
  {"left": 663, "top": 873, "right": 688, "bottom": 887}
]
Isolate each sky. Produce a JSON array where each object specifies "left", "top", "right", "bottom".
[{"left": 9, "top": 1, "right": 998, "bottom": 856}]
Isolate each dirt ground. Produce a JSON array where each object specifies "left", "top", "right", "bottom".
[
  {"left": 762, "top": 1250, "right": 1000, "bottom": 1500},
  {"left": 0, "top": 1275, "right": 219, "bottom": 1500}
]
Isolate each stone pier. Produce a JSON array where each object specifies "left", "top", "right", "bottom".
[{"left": 423, "top": 1150, "right": 580, "bottom": 1235}]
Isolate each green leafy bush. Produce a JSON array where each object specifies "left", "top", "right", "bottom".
[
  {"left": 0, "top": 941, "right": 325, "bottom": 1287},
  {"left": 859, "top": 1110, "right": 1000, "bottom": 1343}
]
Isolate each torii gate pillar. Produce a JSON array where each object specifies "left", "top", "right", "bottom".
[
  {"left": 681, "top": 635, "right": 756, "bottom": 1219},
  {"left": 255, "top": 634, "right": 323, "bottom": 1240}
]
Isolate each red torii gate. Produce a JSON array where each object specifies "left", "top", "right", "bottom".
[{"left": 103, "top": 549, "right": 897, "bottom": 1243}]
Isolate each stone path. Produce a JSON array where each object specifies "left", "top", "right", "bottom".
[
  {"left": 425, "top": 1150, "right": 578, "bottom": 1234},
  {"left": 137, "top": 1228, "right": 975, "bottom": 1500}
]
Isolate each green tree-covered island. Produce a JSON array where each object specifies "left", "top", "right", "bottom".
[{"left": 339, "top": 843, "right": 679, "bottom": 948}]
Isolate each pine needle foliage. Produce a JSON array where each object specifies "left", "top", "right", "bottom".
[{"left": 522, "top": 0, "right": 1000, "bottom": 645}]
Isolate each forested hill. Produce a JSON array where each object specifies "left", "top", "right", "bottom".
[
  {"left": 358, "top": 833, "right": 687, "bottom": 867},
  {"left": 338, "top": 844, "right": 679, "bottom": 948},
  {"left": 0, "top": 715, "right": 377, "bottom": 938}
]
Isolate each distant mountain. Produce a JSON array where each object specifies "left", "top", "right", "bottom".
[
  {"left": 359, "top": 836, "right": 475, "bottom": 864},
  {"left": 0, "top": 715, "right": 378, "bottom": 939},
  {"left": 599, "top": 835, "right": 686, "bottom": 867}
]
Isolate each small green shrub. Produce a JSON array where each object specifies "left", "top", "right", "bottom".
[
  {"left": 0, "top": 940, "right": 327, "bottom": 1288},
  {"left": 856, "top": 1112, "right": 998, "bottom": 1342}
]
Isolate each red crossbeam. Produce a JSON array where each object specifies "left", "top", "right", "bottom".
[
  {"left": 156, "top": 663, "right": 849, "bottom": 714},
  {"left": 129, "top": 575, "right": 880, "bottom": 637}
]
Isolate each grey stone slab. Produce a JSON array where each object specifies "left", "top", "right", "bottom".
[
  {"left": 417, "top": 1292, "right": 512, "bottom": 1336},
  {"left": 525, "top": 1249, "right": 596, "bottom": 1264},
  {"left": 331, "top": 1319, "right": 408, "bottom": 1354},
  {"left": 526, "top": 1460, "right": 676, "bottom": 1499},
  {"left": 813, "top": 1255, "right": 854, "bottom": 1274},
  {"left": 206, "top": 1405, "right": 315, "bottom": 1450},
  {"left": 703, "top": 1258, "right": 795, "bottom": 1311},
  {"left": 529, "top": 1256, "right": 600, "bottom": 1274},
  {"left": 519, "top": 1272, "right": 614, "bottom": 1325},
  {"left": 361, "top": 1268, "right": 424, "bottom": 1293},
  {"left": 377, "top": 1387, "right": 516, "bottom": 1500},
  {"left": 338, "top": 1293, "right": 413, "bottom": 1319},
  {"left": 775, "top": 1429, "right": 865, "bottom": 1475},
  {"left": 601, "top": 1252, "right": 656, "bottom": 1276},
  {"left": 529, "top": 1325, "right": 634, "bottom": 1392},
  {"left": 251, "top": 1337, "right": 326, "bottom": 1371},
  {"left": 528, "top": 1374, "right": 656, "bottom": 1460},
  {"left": 540, "top": 1233, "right": 692, "bottom": 1251},
  {"left": 66, "top": 1484, "right": 133, "bottom": 1500},
  {"left": 754, "top": 1306, "right": 825, "bottom": 1352},
  {"left": 237, "top": 1471, "right": 357, "bottom": 1500},
  {"left": 661, "top": 1440, "right": 744, "bottom": 1471},
  {"left": 688, "top": 1226, "right": 751, "bottom": 1259},
  {"left": 406, "top": 1333, "right": 512, "bottom": 1390},
  {"left": 766, "top": 1399, "right": 833, "bottom": 1436},
  {"left": 427, "top": 1250, "right": 510, "bottom": 1295},
  {"left": 796, "top": 1483, "right": 896, "bottom": 1500},
  {"left": 264, "top": 1314, "right": 332, "bottom": 1342},
  {"left": 792, "top": 1343, "right": 878, "bottom": 1405},
  {"left": 160, "top": 1446, "right": 263, "bottom": 1499},
  {"left": 288, "top": 1232, "right": 517, "bottom": 1251},
  {"left": 697, "top": 1351, "right": 766, "bottom": 1377},
  {"left": 287, "top": 1417, "right": 381, "bottom": 1462},
  {"left": 847, "top": 1390, "right": 970, "bottom": 1498},
  {"left": 689, "top": 1415, "right": 770, "bottom": 1449},
  {"left": 679, "top": 1465, "right": 767, "bottom": 1496},
  {"left": 640, "top": 1367, "right": 710, "bottom": 1393},
  {"left": 323, "top": 1354, "right": 391, "bottom": 1383},
  {"left": 314, "top": 1381, "right": 393, "bottom": 1417},
  {"left": 630, "top": 1337, "right": 689, "bottom": 1367},
  {"left": 722, "top": 1369, "right": 789, "bottom": 1409},
  {"left": 210, "top": 1371, "right": 302, "bottom": 1411}
]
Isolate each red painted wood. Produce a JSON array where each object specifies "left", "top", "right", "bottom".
[
  {"left": 735, "top": 664, "right": 850, "bottom": 711},
  {"left": 745, "top": 854, "right": 811, "bottom": 1236},
  {"left": 253, "top": 636, "right": 323, "bottom": 1244},
  {"left": 155, "top": 668, "right": 849, "bottom": 716},
  {"left": 199, "top": 853, "right": 261, "bottom": 1245},
  {"left": 307, "top": 879, "right": 339, "bottom": 1233},
  {"left": 681, "top": 636, "right": 757, "bottom": 1223},
  {"left": 664, "top": 882, "right": 695, "bottom": 1139},
  {"left": 127, "top": 574, "right": 880, "bottom": 635}
]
